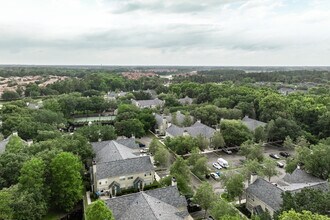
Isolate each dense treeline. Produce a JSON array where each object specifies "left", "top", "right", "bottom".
[{"left": 173, "top": 70, "right": 330, "bottom": 84}]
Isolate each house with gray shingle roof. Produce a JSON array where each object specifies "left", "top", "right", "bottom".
[
  {"left": 154, "top": 111, "right": 194, "bottom": 135},
  {"left": 178, "top": 96, "right": 193, "bottom": 105},
  {"left": 105, "top": 186, "right": 193, "bottom": 220},
  {"left": 132, "top": 98, "right": 164, "bottom": 109},
  {"left": 241, "top": 116, "right": 266, "bottom": 132},
  {"left": 91, "top": 139, "right": 155, "bottom": 196},
  {"left": 105, "top": 91, "right": 128, "bottom": 100},
  {"left": 166, "top": 121, "right": 216, "bottom": 140},
  {"left": 246, "top": 168, "right": 329, "bottom": 217}
]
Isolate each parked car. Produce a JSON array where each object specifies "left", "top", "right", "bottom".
[
  {"left": 212, "top": 162, "right": 222, "bottom": 170},
  {"left": 277, "top": 161, "right": 285, "bottom": 168},
  {"left": 187, "top": 198, "right": 202, "bottom": 213},
  {"left": 269, "top": 153, "right": 280, "bottom": 159},
  {"left": 222, "top": 148, "right": 233, "bottom": 155},
  {"left": 210, "top": 172, "right": 220, "bottom": 180},
  {"left": 217, "top": 158, "right": 229, "bottom": 168},
  {"left": 279, "top": 152, "right": 290, "bottom": 158},
  {"left": 138, "top": 143, "right": 146, "bottom": 148}
]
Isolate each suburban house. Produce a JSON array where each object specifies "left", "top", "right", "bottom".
[
  {"left": 246, "top": 168, "right": 329, "bottom": 217},
  {"left": 90, "top": 138, "right": 155, "bottom": 197},
  {"left": 166, "top": 120, "right": 216, "bottom": 140},
  {"left": 178, "top": 96, "right": 193, "bottom": 105},
  {"left": 105, "top": 91, "right": 128, "bottom": 100},
  {"left": 131, "top": 98, "right": 164, "bottom": 109},
  {"left": 241, "top": 115, "right": 267, "bottom": 132},
  {"left": 105, "top": 185, "right": 193, "bottom": 220},
  {"left": 0, "top": 132, "right": 27, "bottom": 155},
  {"left": 154, "top": 111, "right": 194, "bottom": 135}
]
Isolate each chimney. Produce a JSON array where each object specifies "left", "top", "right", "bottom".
[
  {"left": 183, "top": 130, "right": 189, "bottom": 136},
  {"left": 171, "top": 177, "right": 177, "bottom": 186},
  {"left": 250, "top": 173, "right": 258, "bottom": 184}
]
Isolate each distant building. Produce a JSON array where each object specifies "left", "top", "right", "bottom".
[
  {"left": 105, "top": 91, "right": 128, "bottom": 100},
  {"left": 105, "top": 186, "right": 193, "bottom": 220},
  {"left": 154, "top": 111, "right": 194, "bottom": 135},
  {"left": 131, "top": 98, "right": 164, "bottom": 109},
  {"left": 241, "top": 116, "right": 266, "bottom": 132},
  {"left": 178, "top": 96, "right": 193, "bottom": 105},
  {"left": 246, "top": 168, "right": 329, "bottom": 217},
  {"left": 166, "top": 120, "right": 216, "bottom": 140}
]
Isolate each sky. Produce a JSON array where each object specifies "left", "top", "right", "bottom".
[{"left": 0, "top": 0, "right": 330, "bottom": 66}]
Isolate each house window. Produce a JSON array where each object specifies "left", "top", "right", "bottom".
[
  {"left": 149, "top": 173, "right": 152, "bottom": 176},
  {"left": 128, "top": 176, "right": 133, "bottom": 180},
  {"left": 99, "top": 182, "right": 102, "bottom": 185},
  {"left": 119, "top": 176, "right": 126, "bottom": 181},
  {"left": 144, "top": 174, "right": 147, "bottom": 176},
  {"left": 105, "top": 181, "right": 107, "bottom": 184}
]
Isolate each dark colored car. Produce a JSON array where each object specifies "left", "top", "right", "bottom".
[
  {"left": 222, "top": 148, "right": 233, "bottom": 155},
  {"left": 279, "top": 152, "right": 290, "bottom": 158},
  {"left": 269, "top": 153, "right": 280, "bottom": 159},
  {"left": 138, "top": 143, "right": 146, "bottom": 148},
  {"left": 187, "top": 198, "right": 202, "bottom": 213}
]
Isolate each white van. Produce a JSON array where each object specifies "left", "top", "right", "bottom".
[{"left": 217, "top": 158, "right": 229, "bottom": 168}]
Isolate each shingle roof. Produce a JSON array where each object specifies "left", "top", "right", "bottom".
[
  {"left": 0, "top": 135, "right": 11, "bottom": 155},
  {"left": 166, "top": 121, "right": 215, "bottom": 139},
  {"left": 96, "top": 156, "right": 154, "bottom": 180},
  {"left": 242, "top": 116, "right": 266, "bottom": 132},
  {"left": 178, "top": 96, "right": 193, "bottom": 105},
  {"left": 247, "top": 168, "right": 329, "bottom": 212},
  {"left": 116, "top": 138, "right": 140, "bottom": 149},
  {"left": 106, "top": 186, "right": 188, "bottom": 220},
  {"left": 92, "top": 140, "right": 137, "bottom": 163},
  {"left": 246, "top": 178, "right": 284, "bottom": 211},
  {"left": 155, "top": 111, "right": 193, "bottom": 127},
  {"left": 282, "top": 168, "right": 325, "bottom": 184},
  {"left": 133, "top": 98, "right": 164, "bottom": 108}
]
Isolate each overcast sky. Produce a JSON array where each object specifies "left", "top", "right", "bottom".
[{"left": 1, "top": 0, "right": 330, "bottom": 65}]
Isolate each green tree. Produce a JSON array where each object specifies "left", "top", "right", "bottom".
[
  {"left": 254, "top": 126, "right": 266, "bottom": 143},
  {"left": 242, "top": 159, "right": 264, "bottom": 184},
  {"left": 182, "top": 112, "right": 193, "bottom": 127},
  {"left": 154, "top": 146, "right": 170, "bottom": 167},
  {"left": 187, "top": 147, "right": 202, "bottom": 166},
  {"left": 262, "top": 159, "right": 278, "bottom": 181},
  {"left": 210, "top": 198, "right": 240, "bottom": 220},
  {"left": 5, "top": 135, "right": 25, "bottom": 154},
  {"left": 240, "top": 141, "right": 264, "bottom": 162},
  {"left": 115, "top": 119, "right": 145, "bottom": 138},
  {"left": 0, "top": 152, "right": 29, "bottom": 188},
  {"left": 170, "top": 157, "right": 192, "bottom": 195},
  {"left": 220, "top": 119, "right": 253, "bottom": 146},
  {"left": 295, "top": 136, "right": 310, "bottom": 148},
  {"left": 0, "top": 187, "right": 15, "bottom": 220},
  {"left": 191, "top": 157, "right": 209, "bottom": 179},
  {"left": 222, "top": 173, "right": 245, "bottom": 204},
  {"left": 165, "top": 136, "right": 197, "bottom": 155},
  {"left": 195, "top": 134, "right": 209, "bottom": 151},
  {"left": 193, "top": 182, "right": 216, "bottom": 218},
  {"left": 211, "top": 131, "right": 226, "bottom": 149},
  {"left": 50, "top": 152, "right": 83, "bottom": 211},
  {"left": 279, "top": 210, "right": 330, "bottom": 220},
  {"left": 86, "top": 200, "right": 115, "bottom": 220},
  {"left": 266, "top": 117, "right": 302, "bottom": 142},
  {"left": 148, "top": 138, "right": 159, "bottom": 155},
  {"left": 283, "top": 136, "right": 295, "bottom": 150},
  {"left": 77, "top": 124, "right": 116, "bottom": 142},
  {"left": 280, "top": 188, "right": 330, "bottom": 216},
  {"left": 18, "top": 158, "right": 46, "bottom": 198},
  {"left": 1, "top": 90, "right": 20, "bottom": 100},
  {"left": 12, "top": 190, "right": 48, "bottom": 220}
]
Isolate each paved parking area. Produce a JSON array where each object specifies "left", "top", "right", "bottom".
[{"left": 203, "top": 146, "right": 294, "bottom": 191}]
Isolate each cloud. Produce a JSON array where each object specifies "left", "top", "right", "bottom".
[{"left": 0, "top": 0, "right": 329, "bottom": 65}]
